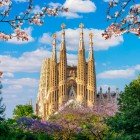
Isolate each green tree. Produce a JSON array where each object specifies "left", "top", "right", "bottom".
[
  {"left": 13, "top": 104, "right": 34, "bottom": 119},
  {"left": 0, "top": 79, "right": 5, "bottom": 121},
  {"left": 106, "top": 76, "right": 140, "bottom": 140}
]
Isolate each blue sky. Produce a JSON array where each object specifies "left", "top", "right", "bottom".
[{"left": 0, "top": 0, "right": 140, "bottom": 118}]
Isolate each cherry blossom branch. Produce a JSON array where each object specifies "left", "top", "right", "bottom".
[
  {"left": 103, "top": 0, "right": 140, "bottom": 39},
  {"left": 0, "top": 0, "right": 68, "bottom": 41}
]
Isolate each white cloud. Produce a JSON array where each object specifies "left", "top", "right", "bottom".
[
  {"left": 49, "top": 0, "right": 96, "bottom": 19},
  {"left": 48, "top": 2, "right": 62, "bottom": 8},
  {"left": 8, "top": 27, "right": 34, "bottom": 44},
  {"left": 55, "top": 28, "right": 123, "bottom": 51},
  {"left": 2, "top": 72, "right": 14, "bottom": 78},
  {"left": 32, "top": 5, "right": 42, "bottom": 14},
  {"left": 39, "top": 33, "right": 52, "bottom": 44},
  {"left": 39, "top": 28, "right": 123, "bottom": 51},
  {"left": 97, "top": 69, "right": 135, "bottom": 79},
  {"left": 103, "top": 0, "right": 118, "bottom": 2},
  {"left": 60, "top": 11, "right": 82, "bottom": 19},
  {"left": 2, "top": 77, "right": 38, "bottom": 118},
  {"left": 0, "top": 48, "right": 78, "bottom": 73},
  {"left": 0, "top": 48, "right": 51, "bottom": 73},
  {"left": 97, "top": 64, "right": 140, "bottom": 79},
  {"left": 67, "top": 53, "right": 78, "bottom": 66},
  {"left": 4, "top": 85, "right": 23, "bottom": 94},
  {"left": 3, "top": 78, "right": 38, "bottom": 88},
  {"left": 63, "top": 0, "right": 96, "bottom": 13},
  {"left": 14, "top": 0, "right": 28, "bottom": 2},
  {"left": 135, "top": 65, "right": 140, "bottom": 71}
]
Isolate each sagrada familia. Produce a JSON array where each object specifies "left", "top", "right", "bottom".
[{"left": 36, "top": 23, "right": 119, "bottom": 119}]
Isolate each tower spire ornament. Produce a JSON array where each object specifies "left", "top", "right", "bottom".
[
  {"left": 61, "top": 23, "right": 66, "bottom": 30},
  {"left": 79, "top": 23, "right": 84, "bottom": 41},
  {"left": 61, "top": 23, "right": 66, "bottom": 42},
  {"left": 89, "top": 32, "right": 93, "bottom": 46},
  {"left": 79, "top": 23, "right": 84, "bottom": 30},
  {"left": 79, "top": 23, "right": 84, "bottom": 50}
]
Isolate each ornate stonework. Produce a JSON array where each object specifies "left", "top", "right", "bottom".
[{"left": 36, "top": 23, "right": 96, "bottom": 119}]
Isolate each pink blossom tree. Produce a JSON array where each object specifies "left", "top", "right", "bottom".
[
  {"left": 49, "top": 99, "right": 118, "bottom": 139},
  {"left": 103, "top": 0, "right": 140, "bottom": 39},
  {"left": 0, "top": 0, "right": 68, "bottom": 41}
]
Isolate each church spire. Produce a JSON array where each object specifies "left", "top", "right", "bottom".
[
  {"left": 79, "top": 23, "right": 84, "bottom": 50},
  {"left": 59, "top": 23, "right": 67, "bottom": 106},
  {"left": 61, "top": 23, "right": 66, "bottom": 50},
  {"left": 87, "top": 32, "right": 96, "bottom": 106},
  {"left": 88, "top": 33, "right": 94, "bottom": 60},
  {"left": 77, "top": 23, "right": 86, "bottom": 105},
  {"left": 52, "top": 34, "right": 57, "bottom": 61}
]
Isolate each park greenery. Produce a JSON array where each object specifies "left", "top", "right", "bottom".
[
  {"left": 0, "top": 0, "right": 140, "bottom": 139},
  {"left": 0, "top": 74, "right": 5, "bottom": 121},
  {"left": 0, "top": 76, "right": 140, "bottom": 140}
]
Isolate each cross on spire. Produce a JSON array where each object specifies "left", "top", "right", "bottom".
[
  {"left": 53, "top": 33, "right": 56, "bottom": 39},
  {"left": 89, "top": 32, "right": 93, "bottom": 39},
  {"left": 60, "top": 23, "right": 66, "bottom": 50},
  {"left": 88, "top": 32, "right": 94, "bottom": 60},
  {"left": 79, "top": 23, "right": 84, "bottom": 29},
  {"left": 79, "top": 23, "right": 84, "bottom": 43},
  {"left": 61, "top": 23, "right": 66, "bottom": 42},
  {"left": 61, "top": 23, "right": 66, "bottom": 30}
]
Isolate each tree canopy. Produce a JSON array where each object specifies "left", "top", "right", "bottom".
[
  {"left": 0, "top": 72, "right": 5, "bottom": 121},
  {"left": 106, "top": 76, "right": 140, "bottom": 140},
  {"left": 13, "top": 104, "right": 34, "bottom": 119}
]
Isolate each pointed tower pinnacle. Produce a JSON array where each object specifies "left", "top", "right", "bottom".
[
  {"left": 88, "top": 33, "right": 94, "bottom": 60},
  {"left": 59, "top": 23, "right": 67, "bottom": 106},
  {"left": 61, "top": 23, "right": 66, "bottom": 45},
  {"left": 76, "top": 23, "right": 86, "bottom": 105},
  {"left": 52, "top": 34, "right": 57, "bottom": 61},
  {"left": 79, "top": 23, "right": 84, "bottom": 50}
]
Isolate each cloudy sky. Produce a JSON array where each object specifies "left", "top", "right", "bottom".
[{"left": 0, "top": 0, "right": 140, "bottom": 118}]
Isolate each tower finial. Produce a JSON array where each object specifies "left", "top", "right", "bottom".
[
  {"left": 88, "top": 32, "right": 94, "bottom": 60},
  {"left": 61, "top": 23, "right": 66, "bottom": 30},
  {"left": 79, "top": 23, "right": 84, "bottom": 37},
  {"left": 61, "top": 23, "right": 66, "bottom": 42},
  {"left": 79, "top": 23, "right": 84, "bottom": 30},
  {"left": 53, "top": 33, "right": 56, "bottom": 39}
]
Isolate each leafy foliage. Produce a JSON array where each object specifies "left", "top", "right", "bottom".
[
  {"left": 0, "top": 118, "right": 55, "bottom": 140},
  {"left": 106, "top": 76, "right": 140, "bottom": 139},
  {"left": 17, "top": 117, "right": 62, "bottom": 134},
  {"left": 0, "top": 77, "right": 5, "bottom": 121},
  {"left": 49, "top": 104, "right": 110, "bottom": 140},
  {"left": 13, "top": 104, "right": 39, "bottom": 119}
]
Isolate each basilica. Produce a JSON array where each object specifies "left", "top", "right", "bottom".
[{"left": 36, "top": 23, "right": 97, "bottom": 119}]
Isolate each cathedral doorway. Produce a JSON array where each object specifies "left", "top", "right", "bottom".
[
  {"left": 67, "top": 79, "right": 77, "bottom": 100},
  {"left": 69, "top": 85, "right": 76, "bottom": 100}
]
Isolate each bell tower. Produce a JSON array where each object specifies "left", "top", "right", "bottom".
[
  {"left": 59, "top": 23, "right": 68, "bottom": 106},
  {"left": 49, "top": 34, "right": 58, "bottom": 115},
  {"left": 87, "top": 33, "right": 96, "bottom": 107},
  {"left": 76, "top": 23, "right": 87, "bottom": 105}
]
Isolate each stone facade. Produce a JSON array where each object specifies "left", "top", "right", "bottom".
[{"left": 36, "top": 23, "right": 97, "bottom": 119}]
